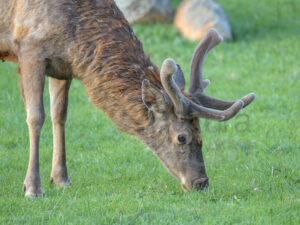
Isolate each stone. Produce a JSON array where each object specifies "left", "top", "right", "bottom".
[
  {"left": 174, "top": 0, "right": 233, "bottom": 41},
  {"left": 115, "top": 0, "right": 173, "bottom": 24}
]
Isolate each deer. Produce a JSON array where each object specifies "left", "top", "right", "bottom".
[{"left": 0, "top": 0, "right": 255, "bottom": 197}]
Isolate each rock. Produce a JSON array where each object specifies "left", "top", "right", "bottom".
[
  {"left": 115, "top": 0, "right": 173, "bottom": 24},
  {"left": 174, "top": 0, "right": 233, "bottom": 41}
]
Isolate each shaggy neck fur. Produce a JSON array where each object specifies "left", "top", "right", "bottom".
[{"left": 70, "top": 0, "right": 162, "bottom": 135}]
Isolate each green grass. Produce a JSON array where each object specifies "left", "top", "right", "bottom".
[{"left": 1, "top": 0, "right": 300, "bottom": 224}]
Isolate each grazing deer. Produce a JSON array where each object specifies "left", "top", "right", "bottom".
[{"left": 0, "top": 0, "right": 255, "bottom": 197}]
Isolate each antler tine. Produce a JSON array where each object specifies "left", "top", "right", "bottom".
[
  {"left": 189, "top": 99, "right": 244, "bottom": 121},
  {"left": 160, "top": 58, "right": 190, "bottom": 115},
  {"left": 160, "top": 58, "right": 246, "bottom": 121},
  {"left": 173, "top": 64, "right": 185, "bottom": 91},
  {"left": 196, "top": 93, "right": 256, "bottom": 110},
  {"left": 188, "top": 29, "right": 255, "bottom": 111},
  {"left": 189, "top": 28, "right": 223, "bottom": 94}
]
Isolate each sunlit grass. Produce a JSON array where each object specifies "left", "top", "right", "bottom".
[{"left": 0, "top": 0, "right": 299, "bottom": 224}]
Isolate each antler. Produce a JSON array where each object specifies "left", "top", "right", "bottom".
[
  {"left": 189, "top": 29, "right": 222, "bottom": 94},
  {"left": 160, "top": 29, "right": 255, "bottom": 121},
  {"left": 160, "top": 59, "right": 245, "bottom": 121},
  {"left": 188, "top": 28, "right": 255, "bottom": 110}
]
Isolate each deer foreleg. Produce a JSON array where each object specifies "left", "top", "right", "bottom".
[
  {"left": 49, "top": 78, "right": 72, "bottom": 187},
  {"left": 19, "top": 54, "right": 45, "bottom": 197}
]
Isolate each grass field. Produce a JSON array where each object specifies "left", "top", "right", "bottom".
[{"left": 0, "top": 0, "right": 299, "bottom": 224}]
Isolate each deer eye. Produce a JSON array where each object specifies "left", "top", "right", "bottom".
[{"left": 177, "top": 135, "right": 186, "bottom": 145}]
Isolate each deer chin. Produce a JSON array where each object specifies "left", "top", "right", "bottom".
[{"left": 180, "top": 175, "right": 193, "bottom": 191}]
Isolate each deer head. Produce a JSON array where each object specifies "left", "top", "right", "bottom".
[{"left": 141, "top": 29, "right": 255, "bottom": 191}]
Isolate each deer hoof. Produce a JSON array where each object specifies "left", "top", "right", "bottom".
[
  {"left": 50, "top": 176, "right": 72, "bottom": 187},
  {"left": 23, "top": 183, "right": 43, "bottom": 197}
]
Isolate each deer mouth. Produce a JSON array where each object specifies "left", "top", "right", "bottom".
[
  {"left": 193, "top": 177, "right": 209, "bottom": 190},
  {"left": 180, "top": 176, "right": 209, "bottom": 191}
]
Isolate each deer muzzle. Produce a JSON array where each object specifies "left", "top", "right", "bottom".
[{"left": 180, "top": 176, "right": 209, "bottom": 191}]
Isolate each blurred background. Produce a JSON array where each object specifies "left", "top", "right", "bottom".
[{"left": 116, "top": 0, "right": 299, "bottom": 42}]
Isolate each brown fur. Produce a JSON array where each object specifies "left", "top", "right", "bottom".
[
  {"left": 1, "top": 0, "right": 212, "bottom": 196},
  {"left": 70, "top": 1, "right": 162, "bottom": 134}
]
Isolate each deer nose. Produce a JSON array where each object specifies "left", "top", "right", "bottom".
[{"left": 193, "top": 177, "right": 209, "bottom": 190}]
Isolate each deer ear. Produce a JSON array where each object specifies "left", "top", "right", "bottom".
[{"left": 142, "top": 79, "right": 167, "bottom": 113}]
